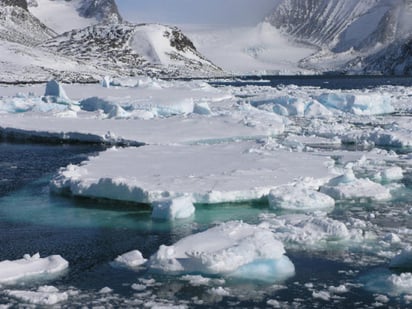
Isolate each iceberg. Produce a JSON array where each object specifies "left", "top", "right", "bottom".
[
  {"left": 148, "top": 221, "right": 295, "bottom": 282},
  {"left": 44, "top": 80, "right": 70, "bottom": 101},
  {"left": 0, "top": 253, "right": 69, "bottom": 284}
]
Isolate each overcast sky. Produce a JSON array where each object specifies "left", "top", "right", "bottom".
[{"left": 116, "top": 0, "right": 278, "bottom": 26}]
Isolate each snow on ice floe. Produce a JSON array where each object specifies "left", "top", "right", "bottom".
[
  {"left": 148, "top": 221, "right": 295, "bottom": 282},
  {"left": 268, "top": 184, "right": 335, "bottom": 211},
  {"left": 0, "top": 253, "right": 68, "bottom": 284},
  {"left": 4, "top": 286, "right": 68, "bottom": 306},
  {"left": 50, "top": 142, "right": 334, "bottom": 205},
  {"left": 111, "top": 250, "right": 147, "bottom": 270}
]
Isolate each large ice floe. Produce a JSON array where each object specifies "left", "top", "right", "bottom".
[
  {"left": 50, "top": 142, "right": 333, "bottom": 204},
  {"left": 0, "top": 253, "right": 68, "bottom": 284},
  {"left": 148, "top": 221, "right": 295, "bottom": 283}
]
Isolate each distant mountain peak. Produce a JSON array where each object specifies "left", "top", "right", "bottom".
[
  {"left": 0, "top": 0, "right": 28, "bottom": 10},
  {"left": 76, "top": 0, "right": 122, "bottom": 23}
]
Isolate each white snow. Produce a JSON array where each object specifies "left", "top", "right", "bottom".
[
  {"left": 151, "top": 196, "right": 195, "bottom": 220},
  {"left": 4, "top": 286, "right": 68, "bottom": 305},
  {"left": 0, "top": 253, "right": 68, "bottom": 284},
  {"left": 148, "top": 221, "right": 295, "bottom": 282},
  {"left": 111, "top": 250, "right": 147, "bottom": 269}
]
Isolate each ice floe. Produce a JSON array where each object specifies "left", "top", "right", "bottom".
[
  {"left": 0, "top": 253, "right": 68, "bottom": 284},
  {"left": 148, "top": 221, "right": 295, "bottom": 282},
  {"left": 390, "top": 246, "right": 412, "bottom": 270},
  {"left": 50, "top": 142, "right": 334, "bottom": 204}
]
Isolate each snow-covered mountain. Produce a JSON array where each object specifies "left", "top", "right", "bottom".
[
  {"left": 0, "top": 0, "right": 55, "bottom": 46},
  {"left": 0, "top": 0, "right": 221, "bottom": 82},
  {"left": 41, "top": 23, "right": 222, "bottom": 78},
  {"left": 267, "top": 0, "right": 412, "bottom": 74},
  {"left": 28, "top": 0, "right": 121, "bottom": 34}
]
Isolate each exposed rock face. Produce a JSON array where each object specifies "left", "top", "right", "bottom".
[
  {"left": 75, "top": 0, "right": 122, "bottom": 23},
  {"left": 0, "top": 0, "right": 28, "bottom": 10}
]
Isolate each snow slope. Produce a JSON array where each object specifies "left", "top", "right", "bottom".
[
  {"left": 184, "top": 22, "right": 315, "bottom": 75},
  {"left": 29, "top": 0, "right": 121, "bottom": 34}
]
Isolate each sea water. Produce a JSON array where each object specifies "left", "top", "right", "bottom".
[{"left": 1, "top": 77, "right": 412, "bottom": 307}]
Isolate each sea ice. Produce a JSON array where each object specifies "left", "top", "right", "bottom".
[
  {"left": 0, "top": 253, "right": 68, "bottom": 284},
  {"left": 148, "top": 221, "right": 295, "bottom": 282},
  {"left": 268, "top": 184, "right": 335, "bottom": 211},
  {"left": 111, "top": 250, "right": 147, "bottom": 269},
  {"left": 151, "top": 196, "right": 195, "bottom": 220},
  {"left": 4, "top": 286, "right": 68, "bottom": 305}
]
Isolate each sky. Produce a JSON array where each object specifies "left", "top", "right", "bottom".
[{"left": 116, "top": 0, "right": 278, "bottom": 26}]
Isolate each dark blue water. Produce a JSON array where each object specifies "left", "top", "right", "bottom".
[{"left": 209, "top": 75, "right": 412, "bottom": 90}]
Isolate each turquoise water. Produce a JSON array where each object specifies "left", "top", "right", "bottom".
[{"left": 0, "top": 142, "right": 411, "bottom": 307}]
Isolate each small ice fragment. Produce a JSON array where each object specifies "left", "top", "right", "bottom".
[
  {"left": 99, "top": 287, "right": 113, "bottom": 294},
  {"left": 111, "top": 250, "right": 147, "bottom": 269}
]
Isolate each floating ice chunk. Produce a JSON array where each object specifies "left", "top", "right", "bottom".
[
  {"left": 390, "top": 247, "right": 412, "bottom": 269},
  {"left": 44, "top": 80, "right": 70, "bottom": 101},
  {"left": 374, "top": 166, "right": 403, "bottom": 182},
  {"left": 268, "top": 185, "right": 335, "bottom": 211},
  {"left": 4, "top": 286, "right": 68, "bottom": 305},
  {"left": 99, "top": 287, "right": 113, "bottom": 294},
  {"left": 320, "top": 169, "right": 391, "bottom": 201},
  {"left": 316, "top": 92, "right": 393, "bottom": 115},
  {"left": 304, "top": 101, "right": 333, "bottom": 118},
  {"left": 111, "top": 250, "right": 147, "bottom": 269},
  {"left": 148, "top": 221, "right": 294, "bottom": 282},
  {"left": 151, "top": 196, "right": 195, "bottom": 220},
  {"left": 0, "top": 254, "right": 69, "bottom": 284}
]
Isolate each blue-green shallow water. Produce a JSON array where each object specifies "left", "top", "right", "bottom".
[{"left": 0, "top": 142, "right": 410, "bottom": 308}]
